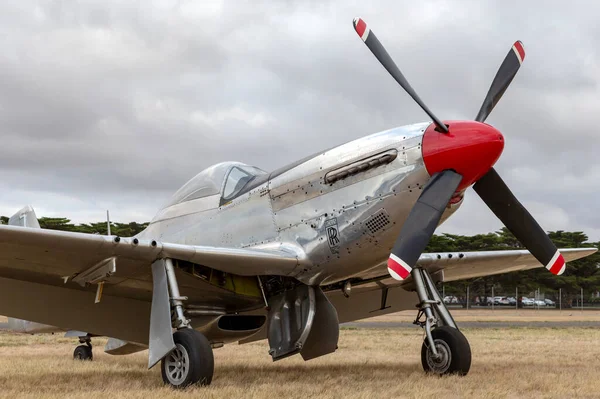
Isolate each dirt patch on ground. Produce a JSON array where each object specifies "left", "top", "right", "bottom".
[{"left": 364, "top": 308, "right": 600, "bottom": 323}]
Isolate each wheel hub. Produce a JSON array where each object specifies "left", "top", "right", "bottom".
[
  {"left": 426, "top": 339, "right": 452, "bottom": 374},
  {"left": 164, "top": 344, "right": 190, "bottom": 386}
]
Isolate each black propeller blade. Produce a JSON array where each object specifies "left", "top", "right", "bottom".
[
  {"left": 473, "top": 168, "right": 565, "bottom": 275},
  {"left": 472, "top": 42, "right": 564, "bottom": 274},
  {"left": 352, "top": 17, "right": 448, "bottom": 133},
  {"left": 387, "top": 170, "right": 463, "bottom": 280},
  {"left": 351, "top": 19, "right": 566, "bottom": 279},
  {"left": 475, "top": 41, "right": 525, "bottom": 123}
]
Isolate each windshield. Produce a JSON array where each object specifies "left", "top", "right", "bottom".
[
  {"left": 222, "top": 166, "right": 265, "bottom": 201},
  {"left": 163, "top": 162, "right": 266, "bottom": 209}
]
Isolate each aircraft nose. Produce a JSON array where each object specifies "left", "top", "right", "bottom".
[{"left": 421, "top": 121, "right": 504, "bottom": 190}]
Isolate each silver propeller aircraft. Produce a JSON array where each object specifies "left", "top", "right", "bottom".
[{"left": 0, "top": 18, "right": 595, "bottom": 388}]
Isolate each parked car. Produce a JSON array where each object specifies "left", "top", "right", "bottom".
[
  {"left": 507, "top": 297, "right": 517, "bottom": 306},
  {"left": 544, "top": 298, "right": 556, "bottom": 307},
  {"left": 521, "top": 297, "right": 535, "bottom": 306},
  {"left": 483, "top": 297, "right": 497, "bottom": 306},
  {"left": 443, "top": 296, "right": 459, "bottom": 304},
  {"left": 534, "top": 299, "right": 546, "bottom": 307},
  {"left": 495, "top": 296, "right": 510, "bottom": 305}
]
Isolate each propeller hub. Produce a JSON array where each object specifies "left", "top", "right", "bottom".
[{"left": 422, "top": 121, "right": 504, "bottom": 191}]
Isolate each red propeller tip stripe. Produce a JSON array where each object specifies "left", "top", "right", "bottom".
[
  {"left": 512, "top": 41, "right": 525, "bottom": 64},
  {"left": 353, "top": 17, "right": 370, "bottom": 42},
  {"left": 546, "top": 251, "right": 566, "bottom": 276},
  {"left": 387, "top": 254, "right": 412, "bottom": 280}
]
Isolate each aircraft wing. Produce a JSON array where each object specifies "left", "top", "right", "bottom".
[
  {"left": 0, "top": 224, "right": 302, "bottom": 280},
  {"left": 354, "top": 247, "right": 597, "bottom": 284},
  {"left": 308, "top": 247, "right": 599, "bottom": 329},
  {"left": 418, "top": 248, "right": 597, "bottom": 282},
  {"left": 0, "top": 222, "right": 304, "bottom": 345}
]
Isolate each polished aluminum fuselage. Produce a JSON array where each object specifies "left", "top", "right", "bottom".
[{"left": 138, "top": 122, "right": 464, "bottom": 285}]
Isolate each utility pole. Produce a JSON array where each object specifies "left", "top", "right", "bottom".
[
  {"left": 559, "top": 288, "right": 562, "bottom": 311},
  {"left": 106, "top": 210, "right": 111, "bottom": 236}
]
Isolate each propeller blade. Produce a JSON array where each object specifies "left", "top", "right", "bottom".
[
  {"left": 388, "top": 170, "right": 463, "bottom": 280},
  {"left": 475, "top": 41, "right": 526, "bottom": 123},
  {"left": 353, "top": 17, "right": 449, "bottom": 133},
  {"left": 473, "top": 168, "right": 566, "bottom": 275}
]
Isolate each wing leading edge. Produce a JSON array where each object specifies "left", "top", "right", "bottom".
[
  {"left": 0, "top": 223, "right": 303, "bottom": 284},
  {"left": 354, "top": 247, "right": 597, "bottom": 285},
  {"left": 418, "top": 248, "right": 597, "bottom": 282}
]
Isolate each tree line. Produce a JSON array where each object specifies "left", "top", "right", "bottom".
[
  {"left": 0, "top": 216, "right": 149, "bottom": 238},
  {"left": 2, "top": 216, "right": 598, "bottom": 303},
  {"left": 426, "top": 228, "right": 600, "bottom": 306}
]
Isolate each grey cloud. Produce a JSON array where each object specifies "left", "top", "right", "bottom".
[{"left": 0, "top": 0, "right": 599, "bottom": 241}]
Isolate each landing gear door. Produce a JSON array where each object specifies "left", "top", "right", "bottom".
[
  {"left": 267, "top": 285, "right": 315, "bottom": 360},
  {"left": 300, "top": 286, "right": 339, "bottom": 361},
  {"left": 148, "top": 259, "right": 176, "bottom": 369},
  {"left": 266, "top": 285, "right": 339, "bottom": 361}
]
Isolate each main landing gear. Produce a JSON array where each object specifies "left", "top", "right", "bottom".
[
  {"left": 411, "top": 267, "right": 471, "bottom": 376},
  {"left": 159, "top": 259, "right": 214, "bottom": 388},
  {"left": 161, "top": 329, "right": 214, "bottom": 388}
]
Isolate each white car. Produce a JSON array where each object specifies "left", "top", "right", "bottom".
[
  {"left": 495, "top": 296, "right": 510, "bottom": 305},
  {"left": 443, "top": 296, "right": 459, "bottom": 304},
  {"left": 544, "top": 299, "right": 556, "bottom": 306},
  {"left": 534, "top": 300, "right": 546, "bottom": 307},
  {"left": 521, "top": 297, "right": 535, "bottom": 306}
]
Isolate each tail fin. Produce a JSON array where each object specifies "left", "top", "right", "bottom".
[
  {"left": 8, "top": 205, "right": 40, "bottom": 228},
  {"left": 4, "top": 206, "right": 56, "bottom": 333},
  {"left": 5, "top": 318, "right": 61, "bottom": 334}
]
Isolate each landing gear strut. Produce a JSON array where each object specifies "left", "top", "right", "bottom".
[
  {"left": 411, "top": 267, "right": 471, "bottom": 376},
  {"left": 159, "top": 258, "right": 214, "bottom": 388},
  {"left": 73, "top": 337, "right": 93, "bottom": 361}
]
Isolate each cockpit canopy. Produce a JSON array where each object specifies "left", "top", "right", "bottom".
[{"left": 164, "top": 162, "right": 267, "bottom": 209}]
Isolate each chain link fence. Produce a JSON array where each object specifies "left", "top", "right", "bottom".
[{"left": 439, "top": 284, "right": 600, "bottom": 310}]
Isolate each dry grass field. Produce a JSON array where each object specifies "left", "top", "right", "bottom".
[{"left": 1, "top": 315, "right": 600, "bottom": 399}]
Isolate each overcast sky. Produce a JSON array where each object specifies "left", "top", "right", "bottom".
[{"left": 0, "top": 1, "right": 599, "bottom": 240}]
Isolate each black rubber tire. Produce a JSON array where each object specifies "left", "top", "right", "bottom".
[
  {"left": 73, "top": 345, "right": 93, "bottom": 361},
  {"left": 161, "top": 329, "right": 214, "bottom": 388},
  {"left": 421, "top": 326, "right": 471, "bottom": 376}
]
